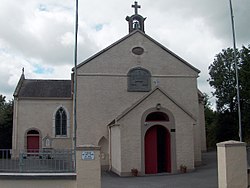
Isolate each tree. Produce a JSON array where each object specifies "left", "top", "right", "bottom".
[
  {"left": 239, "top": 45, "right": 250, "bottom": 141},
  {"left": 208, "top": 45, "right": 250, "bottom": 143},
  {"left": 208, "top": 48, "right": 239, "bottom": 112},
  {"left": 203, "top": 93, "right": 217, "bottom": 148},
  {"left": 0, "top": 95, "right": 13, "bottom": 149}
]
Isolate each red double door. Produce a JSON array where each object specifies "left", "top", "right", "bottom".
[{"left": 145, "top": 125, "right": 171, "bottom": 174}]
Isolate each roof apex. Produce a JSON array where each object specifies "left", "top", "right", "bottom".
[
  {"left": 116, "top": 86, "right": 196, "bottom": 122},
  {"left": 74, "top": 30, "right": 200, "bottom": 74}
]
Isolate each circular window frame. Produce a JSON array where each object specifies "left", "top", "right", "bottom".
[{"left": 132, "top": 47, "right": 144, "bottom": 55}]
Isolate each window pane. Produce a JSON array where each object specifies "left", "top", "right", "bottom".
[
  {"left": 27, "top": 130, "right": 39, "bottom": 135},
  {"left": 62, "top": 119, "right": 67, "bottom": 135},
  {"left": 55, "top": 119, "right": 61, "bottom": 135},
  {"left": 146, "top": 112, "right": 169, "bottom": 122},
  {"left": 62, "top": 111, "right": 67, "bottom": 120},
  {"left": 55, "top": 107, "right": 67, "bottom": 136}
]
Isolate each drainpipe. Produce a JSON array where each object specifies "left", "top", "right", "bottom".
[{"left": 108, "top": 125, "right": 112, "bottom": 171}]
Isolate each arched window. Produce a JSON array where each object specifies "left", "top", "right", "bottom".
[
  {"left": 146, "top": 112, "right": 169, "bottom": 122},
  {"left": 127, "top": 67, "right": 151, "bottom": 92},
  {"left": 55, "top": 107, "right": 67, "bottom": 136},
  {"left": 27, "top": 130, "right": 39, "bottom": 135}
]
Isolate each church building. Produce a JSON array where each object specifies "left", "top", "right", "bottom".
[{"left": 12, "top": 2, "right": 206, "bottom": 176}]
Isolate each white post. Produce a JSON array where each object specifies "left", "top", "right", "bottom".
[
  {"left": 217, "top": 140, "right": 248, "bottom": 188},
  {"left": 76, "top": 145, "right": 101, "bottom": 188}
]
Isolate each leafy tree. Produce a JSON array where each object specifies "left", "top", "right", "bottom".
[
  {"left": 0, "top": 95, "right": 13, "bottom": 149},
  {"left": 208, "top": 48, "right": 239, "bottom": 112},
  {"left": 208, "top": 45, "right": 250, "bottom": 143},
  {"left": 203, "top": 93, "right": 217, "bottom": 149},
  {"left": 216, "top": 111, "right": 238, "bottom": 142},
  {"left": 239, "top": 45, "right": 250, "bottom": 142}
]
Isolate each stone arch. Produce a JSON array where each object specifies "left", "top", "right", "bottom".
[
  {"left": 141, "top": 106, "right": 177, "bottom": 174},
  {"left": 98, "top": 136, "right": 109, "bottom": 170}
]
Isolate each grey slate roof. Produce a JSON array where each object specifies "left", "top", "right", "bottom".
[{"left": 16, "top": 79, "right": 72, "bottom": 98}]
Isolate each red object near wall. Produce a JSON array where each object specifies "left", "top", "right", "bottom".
[
  {"left": 27, "top": 135, "right": 39, "bottom": 152},
  {"left": 145, "top": 125, "right": 171, "bottom": 174},
  {"left": 145, "top": 126, "right": 158, "bottom": 174}
]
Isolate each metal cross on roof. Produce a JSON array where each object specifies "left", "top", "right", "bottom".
[{"left": 132, "top": 1, "right": 141, "bottom": 15}]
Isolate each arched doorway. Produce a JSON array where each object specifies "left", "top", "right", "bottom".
[
  {"left": 98, "top": 136, "right": 109, "bottom": 170},
  {"left": 27, "top": 130, "right": 40, "bottom": 152},
  {"left": 144, "top": 112, "right": 171, "bottom": 174}
]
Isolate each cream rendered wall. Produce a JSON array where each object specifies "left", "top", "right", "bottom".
[
  {"left": 12, "top": 99, "right": 18, "bottom": 152},
  {"left": 76, "top": 145, "right": 101, "bottom": 188},
  {"left": 175, "top": 115, "right": 195, "bottom": 170},
  {"left": 110, "top": 125, "right": 121, "bottom": 174},
  {"left": 77, "top": 33, "right": 197, "bottom": 76},
  {"left": 193, "top": 98, "right": 207, "bottom": 165},
  {"left": 193, "top": 119, "right": 202, "bottom": 166},
  {"left": 0, "top": 179, "right": 76, "bottom": 188},
  {"left": 199, "top": 102, "right": 207, "bottom": 151},
  {"left": 193, "top": 94, "right": 202, "bottom": 166},
  {"left": 76, "top": 32, "right": 199, "bottom": 149},
  {"left": 76, "top": 76, "right": 198, "bottom": 145},
  {"left": 217, "top": 141, "right": 248, "bottom": 188},
  {"left": 13, "top": 99, "right": 73, "bottom": 151},
  {"left": 117, "top": 89, "right": 195, "bottom": 175},
  {"left": 98, "top": 137, "right": 109, "bottom": 169},
  {"left": 119, "top": 116, "right": 141, "bottom": 175}
]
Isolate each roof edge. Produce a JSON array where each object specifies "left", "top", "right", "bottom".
[
  {"left": 16, "top": 97, "right": 72, "bottom": 100},
  {"left": 13, "top": 73, "right": 25, "bottom": 97},
  {"left": 73, "top": 30, "right": 140, "bottom": 71},
  {"left": 116, "top": 86, "right": 197, "bottom": 121},
  {"left": 74, "top": 30, "right": 200, "bottom": 74},
  {"left": 142, "top": 33, "right": 200, "bottom": 73}
]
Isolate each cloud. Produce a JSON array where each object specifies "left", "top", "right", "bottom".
[
  {"left": 60, "top": 32, "right": 74, "bottom": 46},
  {"left": 0, "top": 0, "right": 249, "bottom": 102},
  {"left": 0, "top": 0, "right": 98, "bottom": 65}
]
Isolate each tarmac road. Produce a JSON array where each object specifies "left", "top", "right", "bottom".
[{"left": 102, "top": 151, "right": 218, "bottom": 188}]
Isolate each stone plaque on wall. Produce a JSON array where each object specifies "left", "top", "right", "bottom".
[{"left": 128, "top": 67, "right": 151, "bottom": 92}]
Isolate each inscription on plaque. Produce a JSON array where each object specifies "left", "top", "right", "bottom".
[
  {"left": 82, "top": 151, "right": 95, "bottom": 160},
  {"left": 128, "top": 67, "right": 151, "bottom": 92}
]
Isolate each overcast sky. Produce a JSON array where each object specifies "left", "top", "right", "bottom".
[{"left": 0, "top": 0, "right": 249, "bottom": 106}]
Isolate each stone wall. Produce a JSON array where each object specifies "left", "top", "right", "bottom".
[
  {"left": 0, "top": 174, "right": 76, "bottom": 188},
  {"left": 0, "top": 145, "right": 101, "bottom": 188},
  {"left": 12, "top": 99, "right": 73, "bottom": 154}
]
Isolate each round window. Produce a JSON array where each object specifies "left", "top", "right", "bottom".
[{"left": 132, "top": 47, "right": 144, "bottom": 55}]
